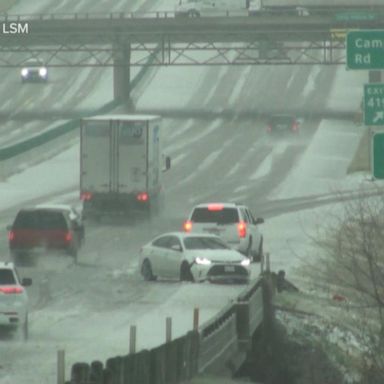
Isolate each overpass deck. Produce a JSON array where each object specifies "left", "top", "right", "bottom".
[{"left": 0, "top": 13, "right": 382, "bottom": 66}]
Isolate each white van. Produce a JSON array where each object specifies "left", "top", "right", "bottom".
[{"left": 175, "top": 0, "right": 262, "bottom": 17}]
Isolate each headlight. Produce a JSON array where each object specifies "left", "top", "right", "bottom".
[
  {"left": 39, "top": 67, "right": 48, "bottom": 77},
  {"left": 195, "top": 257, "right": 212, "bottom": 265},
  {"left": 21, "top": 68, "right": 29, "bottom": 77},
  {"left": 241, "top": 258, "right": 251, "bottom": 266}
]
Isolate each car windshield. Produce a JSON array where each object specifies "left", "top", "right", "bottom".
[
  {"left": 269, "top": 115, "right": 293, "bottom": 124},
  {"left": 24, "top": 59, "right": 44, "bottom": 67},
  {"left": 191, "top": 207, "right": 239, "bottom": 224},
  {"left": 183, "top": 236, "right": 229, "bottom": 250},
  {"left": 0, "top": 269, "right": 16, "bottom": 285},
  {"left": 13, "top": 210, "right": 67, "bottom": 230}
]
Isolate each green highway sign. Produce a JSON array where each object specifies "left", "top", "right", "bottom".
[
  {"left": 347, "top": 30, "right": 384, "bottom": 70},
  {"left": 372, "top": 132, "right": 384, "bottom": 179},
  {"left": 364, "top": 83, "right": 384, "bottom": 126}
]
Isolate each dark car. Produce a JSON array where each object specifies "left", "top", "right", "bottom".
[
  {"left": 7, "top": 205, "right": 84, "bottom": 263},
  {"left": 266, "top": 114, "right": 299, "bottom": 134}
]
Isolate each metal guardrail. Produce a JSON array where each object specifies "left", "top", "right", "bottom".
[
  {"left": 64, "top": 275, "right": 268, "bottom": 384},
  {"left": 198, "top": 305, "right": 238, "bottom": 373}
]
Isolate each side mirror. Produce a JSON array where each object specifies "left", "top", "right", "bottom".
[
  {"left": 254, "top": 217, "right": 264, "bottom": 225},
  {"left": 21, "top": 277, "right": 32, "bottom": 287},
  {"left": 74, "top": 222, "right": 82, "bottom": 231}
]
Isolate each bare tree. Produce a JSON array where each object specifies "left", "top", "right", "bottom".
[{"left": 306, "top": 189, "right": 384, "bottom": 381}]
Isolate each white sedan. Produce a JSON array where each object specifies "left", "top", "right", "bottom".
[
  {"left": 0, "top": 261, "right": 32, "bottom": 340},
  {"left": 139, "top": 232, "right": 251, "bottom": 283}
]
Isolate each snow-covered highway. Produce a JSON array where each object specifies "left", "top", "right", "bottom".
[{"left": 0, "top": 0, "right": 374, "bottom": 383}]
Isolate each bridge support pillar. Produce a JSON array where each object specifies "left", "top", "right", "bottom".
[
  {"left": 113, "top": 40, "right": 131, "bottom": 102},
  {"left": 369, "top": 70, "right": 381, "bottom": 83}
]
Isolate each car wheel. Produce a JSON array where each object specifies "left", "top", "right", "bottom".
[
  {"left": 15, "top": 314, "right": 28, "bottom": 341},
  {"left": 188, "top": 10, "right": 200, "bottom": 17},
  {"left": 23, "top": 314, "right": 28, "bottom": 341},
  {"left": 10, "top": 251, "right": 21, "bottom": 265},
  {"left": 68, "top": 245, "right": 78, "bottom": 263},
  {"left": 141, "top": 259, "right": 155, "bottom": 281},
  {"left": 245, "top": 237, "right": 253, "bottom": 259},
  {"left": 253, "top": 236, "right": 263, "bottom": 262},
  {"left": 180, "top": 262, "right": 194, "bottom": 282}
]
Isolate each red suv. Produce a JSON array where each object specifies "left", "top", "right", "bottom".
[{"left": 7, "top": 206, "right": 84, "bottom": 264}]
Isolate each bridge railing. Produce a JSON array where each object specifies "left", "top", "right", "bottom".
[
  {"left": 1, "top": 11, "right": 179, "bottom": 21},
  {"left": 198, "top": 305, "right": 238, "bottom": 373},
  {"left": 1, "top": 7, "right": 380, "bottom": 22},
  {"left": 63, "top": 274, "right": 271, "bottom": 384}
]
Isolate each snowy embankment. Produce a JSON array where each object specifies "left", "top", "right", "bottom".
[
  {"left": 264, "top": 66, "right": 378, "bottom": 278},
  {"left": 263, "top": 68, "right": 382, "bottom": 383}
]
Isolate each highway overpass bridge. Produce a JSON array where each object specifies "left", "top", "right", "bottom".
[{"left": 0, "top": 12, "right": 382, "bottom": 99}]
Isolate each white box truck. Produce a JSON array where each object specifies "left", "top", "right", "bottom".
[{"left": 80, "top": 115, "right": 171, "bottom": 219}]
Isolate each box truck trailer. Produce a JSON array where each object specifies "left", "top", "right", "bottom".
[{"left": 80, "top": 115, "right": 171, "bottom": 219}]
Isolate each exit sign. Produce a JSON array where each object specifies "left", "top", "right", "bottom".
[
  {"left": 372, "top": 132, "right": 384, "bottom": 179},
  {"left": 347, "top": 30, "right": 384, "bottom": 70},
  {"left": 364, "top": 83, "right": 384, "bottom": 126}
]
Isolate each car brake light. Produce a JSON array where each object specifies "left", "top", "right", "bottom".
[
  {"left": 137, "top": 192, "right": 149, "bottom": 202},
  {"left": 0, "top": 286, "right": 23, "bottom": 294},
  {"left": 65, "top": 231, "right": 73, "bottom": 242},
  {"left": 238, "top": 221, "right": 247, "bottom": 238},
  {"left": 8, "top": 231, "right": 15, "bottom": 241},
  {"left": 208, "top": 204, "right": 224, "bottom": 211},
  {"left": 81, "top": 191, "right": 93, "bottom": 201},
  {"left": 183, "top": 220, "right": 193, "bottom": 232}
]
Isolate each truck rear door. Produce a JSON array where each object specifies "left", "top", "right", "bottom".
[
  {"left": 81, "top": 120, "right": 112, "bottom": 193},
  {"left": 146, "top": 119, "right": 161, "bottom": 193},
  {"left": 117, "top": 120, "right": 148, "bottom": 193}
]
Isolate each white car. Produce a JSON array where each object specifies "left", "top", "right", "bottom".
[
  {"left": 0, "top": 262, "right": 32, "bottom": 340},
  {"left": 139, "top": 232, "right": 251, "bottom": 283},
  {"left": 183, "top": 202, "right": 264, "bottom": 261},
  {"left": 175, "top": 0, "right": 249, "bottom": 17},
  {"left": 20, "top": 58, "right": 48, "bottom": 83}
]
